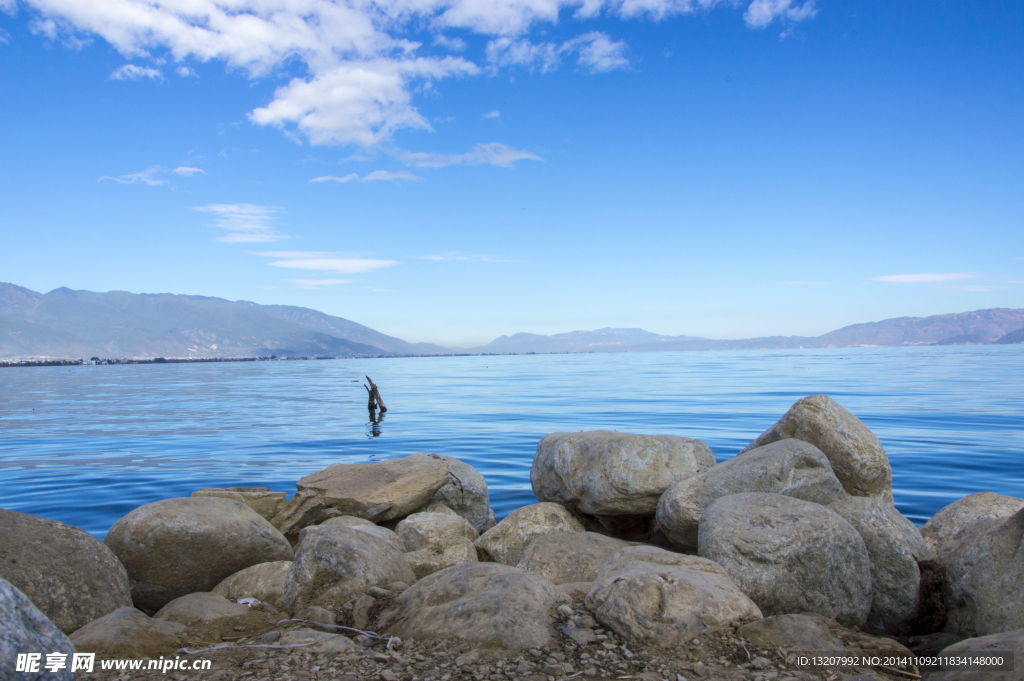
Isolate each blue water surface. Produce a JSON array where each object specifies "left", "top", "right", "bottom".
[{"left": 1, "top": 346, "right": 1022, "bottom": 538}]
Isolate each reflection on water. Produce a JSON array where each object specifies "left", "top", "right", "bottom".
[{"left": 1, "top": 345, "right": 1022, "bottom": 538}]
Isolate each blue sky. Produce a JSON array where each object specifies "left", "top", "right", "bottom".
[{"left": 1, "top": 0, "right": 1022, "bottom": 346}]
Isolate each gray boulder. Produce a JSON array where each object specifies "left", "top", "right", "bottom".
[
  {"left": 283, "top": 524, "right": 414, "bottom": 617},
  {"left": 68, "top": 606, "right": 187, "bottom": 659},
  {"left": 405, "top": 540, "right": 478, "bottom": 581},
  {"left": 739, "top": 395, "right": 893, "bottom": 500},
  {"left": 410, "top": 454, "right": 492, "bottom": 533},
  {"left": 474, "top": 502, "right": 585, "bottom": 566},
  {"left": 585, "top": 546, "right": 762, "bottom": 645},
  {"left": 277, "top": 629, "right": 355, "bottom": 653},
  {"left": 190, "top": 487, "right": 288, "bottom": 521},
  {"left": 737, "top": 614, "right": 844, "bottom": 654},
  {"left": 698, "top": 492, "right": 872, "bottom": 627},
  {"left": 926, "top": 628, "right": 1024, "bottom": 681},
  {"left": 397, "top": 512, "right": 480, "bottom": 579},
  {"left": 0, "top": 509, "right": 132, "bottom": 634},
  {"left": 319, "top": 515, "right": 377, "bottom": 527},
  {"left": 153, "top": 592, "right": 249, "bottom": 625},
  {"left": 103, "top": 497, "right": 293, "bottom": 611},
  {"left": 656, "top": 439, "right": 846, "bottom": 551},
  {"left": 377, "top": 562, "right": 570, "bottom": 649},
  {"left": 212, "top": 561, "right": 291, "bottom": 611},
  {"left": 516, "top": 532, "right": 632, "bottom": 585},
  {"left": 921, "top": 491, "right": 1024, "bottom": 557},
  {"left": 828, "top": 496, "right": 930, "bottom": 635},
  {"left": 940, "top": 508, "right": 1024, "bottom": 637},
  {"left": 0, "top": 577, "right": 75, "bottom": 681},
  {"left": 531, "top": 430, "right": 715, "bottom": 516}
]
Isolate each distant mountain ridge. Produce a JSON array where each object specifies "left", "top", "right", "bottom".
[{"left": 1, "top": 281, "right": 1022, "bottom": 360}]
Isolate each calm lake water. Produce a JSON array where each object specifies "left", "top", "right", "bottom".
[{"left": 1, "top": 346, "right": 1022, "bottom": 538}]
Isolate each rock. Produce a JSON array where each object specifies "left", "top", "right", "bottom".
[
  {"left": 737, "top": 614, "right": 844, "bottom": 654},
  {"left": 153, "top": 592, "right": 249, "bottom": 625},
  {"left": 278, "top": 628, "right": 355, "bottom": 653},
  {"left": 940, "top": 508, "right": 1024, "bottom": 636},
  {"left": 698, "top": 492, "right": 872, "bottom": 627},
  {"left": 558, "top": 582, "right": 595, "bottom": 602},
  {"left": 926, "top": 628, "right": 1024, "bottom": 681},
  {"left": 405, "top": 539, "right": 478, "bottom": 580},
  {"left": 739, "top": 394, "right": 893, "bottom": 500},
  {"left": 378, "top": 562, "right": 570, "bottom": 648},
  {"left": 306, "top": 606, "right": 336, "bottom": 628},
  {"left": 283, "top": 524, "right": 414, "bottom": 617},
  {"left": 409, "top": 453, "right": 492, "bottom": 532},
  {"left": 269, "top": 489, "right": 330, "bottom": 543},
  {"left": 298, "top": 523, "right": 407, "bottom": 556},
  {"left": 212, "top": 561, "right": 291, "bottom": 611},
  {"left": 319, "top": 515, "right": 377, "bottom": 527},
  {"left": 531, "top": 431, "right": 715, "bottom": 517},
  {"left": 560, "top": 624, "right": 598, "bottom": 645},
  {"left": 474, "top": 502, "right": 585, "bottom": 566},
  {"left": 295, "top": 454, "right": 452, "bottom": 523},
  {"left": 656, "top": 439, "right": 847, "bottom": 551},
  {"left": 827, "top": 496, "right": 930, "bottom": 634},
  {"left": 419, "top": 502, "right": 459, "bottom": 516},
  {"left": 396, "top": 512, "right": 479, "bottom": 551},
  {"left": 0, "top": 509, "right": 132, "bottom": 635},
  {"left": 103, "top": 497, "right": 293, "bottom": 611},
  {"left": 920, "top": 492, "right": 1024, "bottom": 557},
  {"left": 0, "top": 577, "right": 76, "bottom": 681},
  {"left": 68, "top": 606, "right": 187, "bottom": 658},
  {"left": 483, "top": 509, "right": 496, "bottom": 532},
  {"left": 516, "top": 532, "right": 631, "bottom": 584},
  {"left": 585, "top": 545, "right": 762, "bottom": 645},
  {"left": 191, "top": 487, "right": 288, "bottom": 521},
  {"left": 351, "top": 594, "right": 375, "bottom": 630}
]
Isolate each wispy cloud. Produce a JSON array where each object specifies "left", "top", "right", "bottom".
[
  {"left": 290, "top": 278, "right": 352, "bottom": 288},
  {"left": 433, "top": 35, "right": 466, "bottom": 51},
  {"left": 176, "top": 65, "right": 197, "bottom": 77},
  {"left": 173, "top": 166, "right": 206, "bottom": 176},
  {"left": 394, "top": 143, "right": 540, "bottom": 168},
  {"left": 98, "top": 166, "right": 165, "bottom": 186},
  {"left": 422, "top": 253, "right": 519, "bottom": 263},
  {"left": 744, "top": 0, "right": 817, "bottom": 28},
  {"left": 483, "top": 110, "right": 500, "bottom": 119},
  {"left": 196, "top": 203, "right": 287, "bottom": 243},
  {"left": 311, "top": 171, "right": 421, "bottom": 183},
  {"left": 486, "top": 32, "right": 628, "bottom": 74},
  {"left": 110, "top": 64, "right": 161, "bottom": 80},
  {"left": 257, "top": 252, "right": 399, "bottom": 273},
  {"left": 873, "top": 273, "right": 976, "bottom": 284}
]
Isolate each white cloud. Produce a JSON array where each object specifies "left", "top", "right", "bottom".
[
  {"left": 176, "top": 65, "right": 196, "bottom": 77},
  {"left": 22, "top": 0, "right": 814, "bottom": 147},
  {"left": 98, "top": 166, "right": 165, "bottom": 186},
  {"left": 394, "top": 142, "right": 541, "bottom": 168},
  {"left": 110, "top": 64, "right": 161, "bottom": 80},
  {"left": 173, "top": 166, "right": 205, "bottom": 176},
  {"left": 873, "top": 273, "right": 976, "bottom": 284},
  {"left": 290, "top": 278, "right": 353, "bottom": 288},
  {"left": 0, "top": 0, "right": 14, "bottom": 16},
  {"left": 196, "top": 203, "right": 287, "bottom": 243},
  {"left": 268, "top": 257, "right": 399, "bottom": 273},
  {"left": 483, "top": 110, "right": 500, "bottom": 118},
  {"left": 311, "top": 171, "right": 421, "bottom": 183}
]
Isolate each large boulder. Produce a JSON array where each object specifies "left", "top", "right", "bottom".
[
  {"left": 409, "top": 454, "right": 492, "bottom": 533},
  {"left": 0, "top": 509, "right": 132, "bottom": 634},
  {"left": 920, "top": 492, "right": 1024, "bottom": 557},
  {"left": 926, "top": 628, "right": 1024, "bottom": 681},
  {"left": 103, "top": 497, "right": 293, "bottom": 611},
  {"left": 531, "top": 431, "right": 715, "bottom": 517},
  {"left": 473, "top": 503, "right": 585, "bottom": 566},
  {"left": 516, "top": 532, "right": 632, "bottom": 584},
  {"left": 68, "top": 606, "right": 187, "bottom": 659},
  {"left": 585, "top": 546, "right": 762, "bottom": 645},
  {"left": 940, "top": 508, "right": 1024, "bottom": 637},
  {"left": 0, "top": 577, "right": 76, "bottom": 681},
  {"left": 739, "top": 395, "right": 893, "bottom": 500},
  {"left": 293, "top": 454, "right": 451, "bottom": 523},
  {"left": 397, "top": 512, "right": 480, "bottom": 580},
  {"left": 212, "top": 561, "right": 291, "bottom": 611},
  {"left": 698, "top": 492, "right": 872, "bottom": 627},
  {"left": 153, "top": 592, "right": 250, "bottom": 625},
  {"left": 737, "top": 614, "right": 844, "bottom": 654},
  {"left": 377, "top": 562, "right": 570, "bottom": 649},
  {"left": 190, "top": 487, "right": 288, "bottom": 521},
  {"left": 283, "top": 524, "right": 414, "bottom": 617},
  {"left": 828, "top": 496, "right": 930, "bottom": 635},
  {"left": 656, "top": 440, "right": 846, "bottom": 551}
]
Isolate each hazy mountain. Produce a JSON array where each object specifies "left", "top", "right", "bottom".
[{"left": 0, "top": 283, "right": 430, "bottom": 359}]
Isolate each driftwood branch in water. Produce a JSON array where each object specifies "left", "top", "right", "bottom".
[{"left": 365, "top": 376, "right": 387, "bottom": 413}]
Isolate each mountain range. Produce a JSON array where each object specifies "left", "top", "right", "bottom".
[{"left": 1, "top": 282, "right": 1022, "bottom": 360}]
